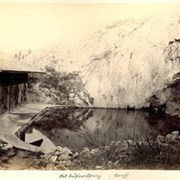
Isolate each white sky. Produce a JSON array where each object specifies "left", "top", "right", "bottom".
[{"left": 0, "top": 2, "right": 180, "bottom": 54}]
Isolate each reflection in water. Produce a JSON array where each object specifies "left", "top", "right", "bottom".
[{"left": 23, "top": 107, "right": 180, "bottom": 152}]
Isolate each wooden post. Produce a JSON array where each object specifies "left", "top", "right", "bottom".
[
  {"left": 0, "top": 86, "right": 1, "bottom": 113},
  {"left": 6, "top": 86, "right": 10, "bottom": 113},
  {"left": 11, "top": 85, "right": 15, "bottom": 112},
  {"left": 9, "top": 85, "right": 12, "bottom": 113}
]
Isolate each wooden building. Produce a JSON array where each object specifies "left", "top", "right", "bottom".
[{"left": 0, "top": 51, "right": 44, "bottom": 113}]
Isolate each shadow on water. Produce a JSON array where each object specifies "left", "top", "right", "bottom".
[{"left": 21, "top": 107, "right": 180, "bottom": 152}]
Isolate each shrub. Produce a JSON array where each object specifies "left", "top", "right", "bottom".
[{"left": 28, "top": 66, "right": 94, "bottom": 106}]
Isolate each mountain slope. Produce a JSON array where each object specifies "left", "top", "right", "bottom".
[{"left": 26, "top": 13, "right": 180, "bottom": 108}]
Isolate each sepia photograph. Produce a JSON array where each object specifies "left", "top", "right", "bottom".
[{"left": 0, "top": 0, "right": 180, "bottom": 178}]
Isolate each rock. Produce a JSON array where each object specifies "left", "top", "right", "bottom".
[
  {"left": 127, "top": 140, "right": 136, "bottom": 146},
  {"left": 99, "top": 146, "right": 104, "bottom": 150},
  {"left": 79, "top": 147, "right": 91, "bottom": 158},
  {"left": 61, "top": 147, "right": 72, "bottom": 155},
  {"left": 115, "top": 141, "right": 122, "bottom": 147},
  {"left": 105, "top": 146, "right": 110, "bottom": 151},
  {"left": 40, "top": 154, "right": 46, "bottom": 159},
  {"left": 47, "top": 151, "right": 56, "bottom": 156},
  {"left": 90, "top": 149, "right": 98, "bottom": 155},
  {"left": 171, "top": 135, "right": 177, "bottom": 142},
  {"left": 138, "top": 141, "right": 143, "bottom": 146},
  {"left": 83, "top": 147, "right": 90, "bottom": 151},
  {"left": 26, "top": 13, "right": 180, "bottom": 109},
  {"left": 166, "top": 134, "right": 173, "bottom": 140},
  {"left": 35, "top": 159, "right": 48, "bottom": 168},
  {"left": 110, "top": 141, "right": 116, "bottom": 147},
  {"left": 49, "top": 156, "right": 58, "bottom": 163},
  {"left": 43, "top": 154, "right": 50, "bottom": 161},
  {"left": 73, "top": 159, "right": 79, "bottom": 164},
  {"left": 0, "top": 140, "right": 8, "bottom": 146},
  {"left": 6, "top": 149, "right": 16, "bottom": 157},
  {"left": 55, "top": 164, "right": 67, "bottom": 170},
  {"left": 73, "top": 152, "right": 79, "bottom": 158},
  {"left": 120, "top": 141, "right": 129, "bottom": 151},
  {"left": 0, "top": 139, "right": 5, "bottom": 143},
  {"left": 156, "top": 135, "right": 165, "bottom": 145},
  {"left": 63, "top": 160, "right": 72, "bottom": 166},
  {"left": 161, "top": 143, "right": 169, "bottom": 147},
  {"left": 58, "top": 154, "right": 71, "bottom": 161},
  {"left": 176, "top": 136, "right": 180, "bottom": 141},
  {"left": 96, "top": 166, "right": 102, "bottom": 169},
  {"left": 55, "top": 151, "right": 62, "bottom": 156},
  {"left": 46, "top": 164, "right": 57, "bottom": 170},
  {"left": 2, "top": 144, "right": 13, "bottom": 151},
  {"left": 171, "top": 131, "right": 179, "bottom": 137},
  {"left": 1, "top": 155, "right": 9, "bottom": 163},
  {"left": 56, "top": 146, "right": 63, "bottom": 152},
  {"left": 166, "top": 134, "right": 177, "bottom": 142},
  {"left": 114, "top": 161, "right": 119, "bottom": 165},
  {"left": 107, "top": 161, "right": 113, "bottom": 165},
  {"left": 17, "top": 151, "right": 29, "bottom": 158}
]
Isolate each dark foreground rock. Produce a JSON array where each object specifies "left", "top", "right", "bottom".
[{"left": 1, "top": 131, "right": 180, "bottom": 170}]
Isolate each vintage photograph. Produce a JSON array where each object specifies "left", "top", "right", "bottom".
[{"left": 0, "top": 1, "right": 180, "bottom": 171}]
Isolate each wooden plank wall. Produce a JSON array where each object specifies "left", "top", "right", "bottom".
[{"left": 0, "top": 72, "right": 28, "bottom": 114}]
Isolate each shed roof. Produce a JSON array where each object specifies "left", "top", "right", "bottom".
[{"left": 0, "top": 51, "right": 45, "bottom": 73}]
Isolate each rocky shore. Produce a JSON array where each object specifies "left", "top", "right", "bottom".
[{"left": 0, "top": 131, "right": 180, "bottom": 170}]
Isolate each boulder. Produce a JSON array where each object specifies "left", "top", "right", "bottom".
[
  {"left": 56, "top": 146, "right": 63, "bottom": 152},
  {"left": 138, "top": 141, "right": 143, "bottom": 146},
  {"left": 61, "top": 147, "right": 72, "bottom": 155},
  {"left": 176, "top": 136, "right": 180, "bottom": 141},
  {"left": 166, "top": 134, "right": 173, "bottom": 141},
  {"left": 171, "top": 131, "right": 179, "bottom": 137},
  {"left": 90, "top": 149, "right": 99, "bottom": 155},
  {"left": 127, "top": 139, "right": 136, "bottom": 147},
  {"left": 6, "top": 149, "right": 16, "bottom": 157},
  {"left": 43, "top": 154, "right": 50, "bottom": 162},
  {"left": 49, "top": 155, "right": 58, "bottom": 163},
  {"left": 171, "top": 135, "right": 178, "bottom": 142},
  {"left": 35, "top": 159, "right": 48, "bottom": 168},
  {"left": 110, "top": 141, "right": 116, "bottom": 148},
  {"left": 55, "top": 164, "right": 68, "bottom": 170},
  {"left": 17, "top": 150, "right": 29, "bottom": 158},
  {"left": 46, "top": 164, "right": 57, "bottom": 170},
  {"left": 47, "top": 150, "right": 56, "bottom": 156},
  {"left": 55, "top": 150, "right": 62, "bottom": 156},
  {"left": 104, "top": 146, "right": 110, "bottom": 151},
  {"left": 58, "top": 154, "right": 71, "bottom": 161},
  {"left": 115, "top": 141, "right": 122, "bottom": 147},
  {"left": 166, "top": 133, "right": 178, "bottom": 143},
  {"left": 73, "top": 152, "right": 79, "bottom": 158},
  {"left": 2, "top": 144, "right": 13, "bottom": 151},
  {"left": 96, "top": 166, "right": 102, "bottom": 169},
  {"left": 79, "top": 147, "right": 91, "bottom": 159},
  {"left": 156, "top": 135, "right": 165, "bottom": 145},
  {"left": 120, "top": 141, "right": 129, "bottom": 151},
  {"left": 1, "top": 155, "right": 9, "bottom": 163}
]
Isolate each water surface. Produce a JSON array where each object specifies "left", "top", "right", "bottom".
[{"left": 22, "top": 107, "right": 180, "bottom": 152}]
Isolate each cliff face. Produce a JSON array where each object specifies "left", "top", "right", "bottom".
[{"left": 26, "top": 13, "right": 180, "bottom": 109}]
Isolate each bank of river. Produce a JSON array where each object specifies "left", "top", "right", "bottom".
[{"left": 0, "top": 130, "right": 180, "bottom": 170}]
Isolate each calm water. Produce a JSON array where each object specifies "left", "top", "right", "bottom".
[{"left": 22, "top": 107, "right": 180, "bottom": 152}]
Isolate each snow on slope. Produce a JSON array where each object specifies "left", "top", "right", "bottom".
[{"left": 26, "top": 13, "right": 180, "bottom": 108}]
